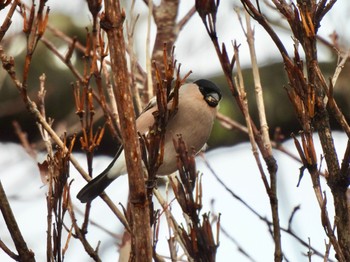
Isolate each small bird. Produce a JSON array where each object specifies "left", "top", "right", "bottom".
[{"left": 77, "top": 79, "right": 222, "bottom": 203}]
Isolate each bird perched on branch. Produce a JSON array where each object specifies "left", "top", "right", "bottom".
[{"left": 77, "top": 79, "right": 222, "bottom": 203}]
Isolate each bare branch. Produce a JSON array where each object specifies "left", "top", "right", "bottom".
[
  {"left": 102, "top": 0, "right": 152, "bottom": 260},
  {"left": 0, "top": 182, "right": 35, "bottom": 262},
  {"left": 0, "top": 0, "right": 19, "bottom": 41}
]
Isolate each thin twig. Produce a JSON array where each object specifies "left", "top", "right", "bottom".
[
  {"left": 244, "top": 10, "right": 282, "bottom": 261},
  {"left": 0, "top": 45, "right": 130, "bottom": 232},
  {"left": 331, "top": 49, "right": 349, "bottom": 88},
  {"left": 0, "top": 238, "right": 19, "bottom": 260},
  {"left": 201, "top": 154, "right": 336, "bottom": 262},
  {"left": 176, "top": 5, "right": 196, "bottom": 31},
  {"left": 145, "top": 0, "right": 154, "bottom": 99}
]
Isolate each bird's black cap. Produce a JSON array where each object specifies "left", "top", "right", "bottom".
[
  {"left": 195, "top": 79, "right": 222, "bottom": 99},
  {"left": 195, "top": 79, "right": 222, "bottom": 107}
]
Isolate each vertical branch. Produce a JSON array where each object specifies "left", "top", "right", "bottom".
[
  {"left": 245, "top": 12, "right": 272, "bottom": 156},
  {"left": 142, "top": 0, "right": 196, "bottom": 101},
  {"left": 151, "top": 0, "right": 179, "bottom": 91},
  {"left": 145, "top": 0, "right": 154, "bottom": 99},
  {"left": 147, "top": 0, "right": 195, "bottom": 96},
  {"left": 244, "top": 11, "right": 282, "bottom": 262},
  {"left": 126, "top": 0, "right": 143, "bottom": 114},
  {"left": 234, "top": 41, "right": 282, "bottom": 261},
  {"left": 101, "top": 0, "right": 152, "bottom": 260},
  {"left": 233, "top": 42, "right": 265, "bottom": 187}
]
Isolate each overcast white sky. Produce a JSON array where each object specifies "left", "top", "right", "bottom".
[{"left": 1, "top": 132, "right": 346, "bottom": 261}]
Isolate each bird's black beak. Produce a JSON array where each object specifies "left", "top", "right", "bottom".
[{"left": 205, "top": 92, "right": 221, "bottom": 107}]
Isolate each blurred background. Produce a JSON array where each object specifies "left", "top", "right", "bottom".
[{"left": 1, "top": 0, "right": 350, "bottom": 155}]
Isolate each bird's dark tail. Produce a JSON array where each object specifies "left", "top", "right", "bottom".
[
  {"left": 77, "top": 171, "right": 114, "bottom": 203},
  {"left": 77, "top": 147, "right": 124, "bottom": 203}
]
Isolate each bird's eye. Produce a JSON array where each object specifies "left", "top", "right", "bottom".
[{"left": 205, "top": 92, "right": 220, "bottom": 107}]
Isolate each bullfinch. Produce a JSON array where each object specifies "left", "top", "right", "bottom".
[{"left": 77, "top": 79, "right": 222, "bottom": 203}]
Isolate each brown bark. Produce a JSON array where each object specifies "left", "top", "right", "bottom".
[
  {"left": 102, "top": 0, "right": 152, "bottom": 261},
  {"left": 151, "top": 0, "right": 179, "bottom": 80}
]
